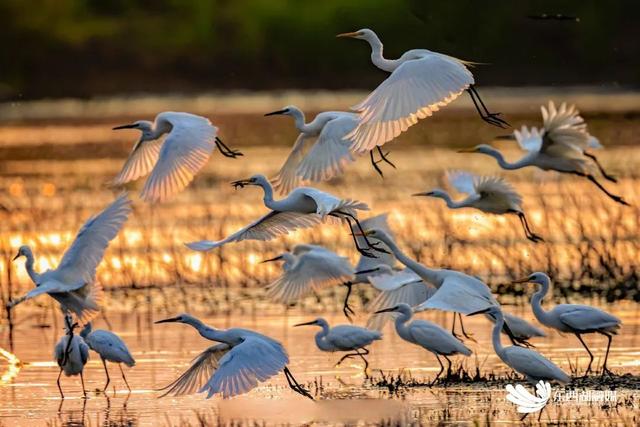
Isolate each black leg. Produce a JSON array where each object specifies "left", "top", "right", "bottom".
[
  {"left": 342, "top": 282, "right": 355, "bottom": 321},
  {"left": 517, "top": 212, "right": 544, "bottom": 243},
  {"left": 215, "top": 137, "right": 243, "bottom": 158},
  {"left": 101, "top": 358, "right": 111, "bottom": 391},
  {"left": 376, "top": 147, "right": 396, "bottom": 169},
  {"left": 444, "top": 355, "right": 452, "bottom": 378},
  {"left": 335, "top": 211, "right": 390, "bottom": 255},
  {"left": 283, "top": 367, "right": 313, "bottom": 400},
  {"left": 466, "top": 85, "right": 510, "bottom": 128},
  {"left": 335, "top": 352, "right": 358, "bottom": 367},
  {"left": 119, "top": 364, "right": 132, "bottom": 392},
  {"left": 584, "top": 151, "right": 617, "bottom": 183},
  {"left": 80, "top": 371, "right": 87, "bottom": 397},
  {"left": 369, "top": 151, "right": 384, "bottom": 178},
  {"left": 451, "top": 313, "right": 461, "bottom": 340},
  {"left": 575, "top": 334, "right": 594, "bottom": 376},
  {"left": 458, "top": 313, "right": 477, "bottom": 342},
  {"left": 57, "top": 368, "right": 64, "bottom": 399},
  {"left": 583, "top": 174, "right": 629, "bottom": 206},
  {"left": 600, "top": 333, "right": 614, "bottom": 376},
  {"left": 330, "top": 213, "right": 375, "bottom": 258},
  {"left": 354, "top": 348, "right": 370, "bottom": 376},
  {"left": 430, "top": 355, "right": 445, "bottom": 386}
]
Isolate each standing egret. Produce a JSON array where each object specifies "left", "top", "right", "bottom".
[
  {"left": 413, "top": 171, "right": 543, "bottom": 242},
  {"left": 459, "top": 102, "right": 628, "bottom": 205},
  {"left": 513, "top": 272, "right": 621, "bottom": 375},
  {"left": 186, "top": 174, "right": 385, "bottom": 257},
  {"left": 54, "top": 314, "right": 90, "bottom": 398},
  {"left": 487, "top": 311, "right": 546, "bottom": 347},
  {"left": 375, "top": 304, "right": 471, "bottom": 384},
  {"left": 337, "top": 28, "right": 508, "bottom": 153},
  {"left": 8, "top": 193, "right": 132, "bottom": 323},
  {"left": 265, "top": 106, "right": 396, "bottom": 192},
  {"left": 155, "top": 314, "right": 312, "bottom": 399},
  {"left": 294, "top": 318, "right": 381, "bottom": 375},
  {"left": 358, "top": 229, "right": 496, "bottom": 340},
  {"left": 80, "top": 323, "right": 135, "bottom": 392},
  {"left": 112, "top": 112, "right": 242, "bottom": 203},
  {"left": 468, "top": 306, "right": 570, "bottom": 384},
  {"left": 261, "top": 244, "right": 354, "bottom": 307}
]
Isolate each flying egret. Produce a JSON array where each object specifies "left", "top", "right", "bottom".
[
  {"left": 459, "top": 101, "right": 628, "bottom": 205},
  {"left": 54, "top": 314, "right": 90, "bottom": 398},
  {"left": 265, "top": 106, "right": 395, "bottom": 192},
  {"left": 261, "top": 243, "right": 354, "bottom": 305},
  {"left": 112, "top": 111, "right": 242, "bottom": 203},
  {"left": 186, "top": 174, "right": 385, "bottom": 257},
  {"left": 413, "top": 170, "right": 544, "bottom": 242},
  {"left": 8, "top": 193, "right": 132, "bottom": 323},
  {"left": 375, "top": 304, "right": 471, "bottom": 384},
  {"left": 337, "top": 28, "right": 508, "bottom": 153},
  {"left": 80, "top": 323, "right": 135, "bottom": 392},
  {"left": 358, "top": 228, "right": 496, "bottom": 340},
  {"left": 155, "top": 314, "right": 313, "bottom": 399},
  {"left": 294, "top": 318, "right": 381, "bottom": 375},
  {"left": 469, "top": 306, "right": 570, "bottom": 384},
  {"left": 513, "top": 272, "right": 621, "bottom": 375}
]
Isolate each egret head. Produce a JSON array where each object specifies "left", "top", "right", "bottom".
[
  {"left": 13, "top": 245, "right": 31, "bottom": 261},
  {"left": 113, "top": 120, "right": 154, "bottom": 141},
  {"left": 336, "top": 28, "right": 378, "bottom": 42},
  {"left": 512, "top": 272, "right": 550, "bottom": 286},
  {"left": 457, "top": 144, "right": 496, "bottom": 155},
  {"left": 231, "top": 174, "right": 270, "bottom": 190},
  {"left": 412, "top": 189, "right": 448, "bottom": 199},
  {"left": 264, "top": 105, "right": 300, "bottom": 117},
  {"left": 294, "top": 318, "right": 328, "bottom": 328}
]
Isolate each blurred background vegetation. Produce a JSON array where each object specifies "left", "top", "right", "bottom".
[{"left": 0, "top": 0, "right": 637, "bottom": 100}]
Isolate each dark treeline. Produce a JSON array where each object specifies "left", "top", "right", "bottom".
[{"left": 0, "top": 0, "right": 637, "bottom": 100}]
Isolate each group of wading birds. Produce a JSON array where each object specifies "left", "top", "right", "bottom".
[{"left": 6, "top": 29, "right": 627, "bottom": 401}]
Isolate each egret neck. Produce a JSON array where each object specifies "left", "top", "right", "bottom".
[
  {"left": 312, "top": 319, "right": 334, "bottom": 352},
  {"left": 530, "top": 276, "right": 555, "bottom": 326},
  {"left": 392, "top": 305, "right": 414, "bottom": 342},
  {"left": 379, "top": 236, "right": 442, "bottom": 285},
  {"left": 21, "top": 247, "right": 40, "bottom": 283},
  {"left": 363, "top": 33, "right": 398, "bottom": 72}
]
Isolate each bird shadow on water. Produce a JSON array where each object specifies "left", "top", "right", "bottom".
[{"left": 47, "top": 395, "right": 136, "bottom": 427}]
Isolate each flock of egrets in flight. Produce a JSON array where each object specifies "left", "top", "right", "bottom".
[{"left": 6, "top": 28, "right": 625, "bottom": 400}]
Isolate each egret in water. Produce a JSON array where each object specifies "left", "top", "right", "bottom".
[
  {"left": 337, "top": 28, "right": 508, "bottom": 153},
  {"left": 186, "top": 174, "right": 385, "bottom": 257},
  {"left": 155, "top": 314, "right": 312, "bottom": 399},
  {"left": 469, "top": 306, "right": 570, "bottom": 384},
  {"left": 294, "top": 318, "right": 381, "bottom": 375},
  {"left": 261, "top": 244, "right": 354, "bottom": 305},
  {"left": 265, "top": 106, "right": 396, "bottom": 192},
  {"left": 80, "top": 323, "right": 135, "bottom": 392},
  {"left": 8, "top": 193, "right": 132, "bottom": 323},
  {"left": 376, "top": 304, "right": 471, "bottom": 383},
  {"left": 358, "top": 229, "right": 496, "bottom": 340},
  {"left": 54, "top": 314, "right": 90, "bottom": 398},
  {"left": 459, "top": 101, "right": 628, "bottom": 205},
  {"left": 112, "top": 112, "right": 242, "bottom": 203},
  {"left": 513, "top": 272, "right": 621, "bottom": 375},
  {"left": 413, "top": 170, "right": 544, "bottom": 242}
]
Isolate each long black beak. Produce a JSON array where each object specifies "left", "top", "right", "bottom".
[
  {"left": 231, "top": 179, "right": 252, "bottom": 189},
  {"left": 494, "top": 134, "right": 516, "bottom": 140},
  {"left": 155, "top": 316, "right": 180, "bottom": 324},
  {"left": 12, "top": 252, "right": 20, "bottom": 261},
  {"left": 112, "top": 124, "right": 139, "bottom": 130},
  {"left": 512, "top": 277, "right": 531, "bottom": 284},
  {"left": 467, "top": 307, "right": 493, "bottom": 316},
  {"left": 261, "top": 255, "right": 284, "bottom": 264},
  {"left": 374, "top": 307, "right": 397, "bottom": 314},
  {"left": 412, "top": 192, "right": 433, "bottom": 197},
  {"left": 293, "top": 320, "right": 318, "bottom": 327},
  {"left": 264, "top": 109, "right": 288, "bottom": 117}
]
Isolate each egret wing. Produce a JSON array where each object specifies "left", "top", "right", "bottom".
[
  {"left": 415, "top": 276, "right": 495, "bottom": 314},
  {"left": 348, "top": 54, "right": 473, "bottom": 153},
  {"left": 17, "top": 279, "right": 84, "bottom": 302},
  {"left": 141, "top": 112, "right": 217, "bottom": 203},
  {"left": 266, "top": 249, "right": 354, "bottom": 304},
  {"left": 513, "top": 126, "right": 543, "bottom": 153},
  {"left": 159, "top": 343, "right": 231, "bottom": 397},
  {"left": 201, "top": 336, "right": 289, "bottom": 398},
  {"left": 300, "top": 188, "right": 369, "bottom": 217},
  {"left": 557, "top": 306, "right": 620, "bottom": 332},
  {"left": 475, "top": 175, "right": 522, "bottom": 208},
  {"left": 503, "top": 346, "right": 570, "bottom": 383},
  {"left": 186, "top": 211, "right": 323, "bottom": 251},
  {"left": 112, "top": 138, "right": 164, "bottom": 185},
  {"left": 368, "top": 268, "right": 422, "bottom": 291},
  {"left": 366, "top": 281, "right": 435, "bottom": 331},
  {"left": 272, "top": 133, "right": 310, "bottom": 195},
  {"left": 409, "top": 321, "right": 471, "bottom": 355},
  {"left": 296, "top": 115, "right": 357, "bottom": 183},
  {"left": 446, "top": 170, "right": 478, "bottom": 195},
  {"left": 54, "top": 193, "right": 132, "bottom": 287}
]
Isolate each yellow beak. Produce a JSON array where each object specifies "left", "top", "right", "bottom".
[{"left": 336, "top": 31, "right": 359, "bottom": 38}]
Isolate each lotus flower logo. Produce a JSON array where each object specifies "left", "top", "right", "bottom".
[{"left": 505, "top": 381, "right": 551, "bottom": 414}]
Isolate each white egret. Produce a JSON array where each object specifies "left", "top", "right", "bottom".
[
  {"left": 358, "top": 228, "right": 496, "bottom": 340},
  {"left": 294, "top": 318, "right": 381, "bottom": 375},
  {"left": 155, "top": 314, "right": 312, "bottom": 399},
  {"left": 413, "top": 170, "right": 543, "bottom": 242},
  {"left": 513, "top": 272, "right": 621, "bottom": 375},
  {"left": 80, "top": 323, "right": 135, "bottom": 392},
  {"left": 261, "top": 243, "right": 354, "bottom": 305},
  {"left": 469, "top": 306, "right": 570, "bottom": 384},
  {"left": 459, "top": 101, "right": 628, "bottom": 205},
  {"left": 186, "top": 174, "right": 385, "bottom": 257},
  {"left": 9, "top": 193, "right": 132, "bottom": 323},
  {"left": 375, "top": 304, "right": 471, "bottom": 384},
  {"left": 112, "top": 112, "right": 242, "bottom": 203},
  {"left": 265, "top": 106, "right": 396, "bottom": 192},
  {"left": 337, "top": 28, "right": 508, "bottom": 153},
  {"left": 54, "top": 314, "right": 90, "bottom": 398}
]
